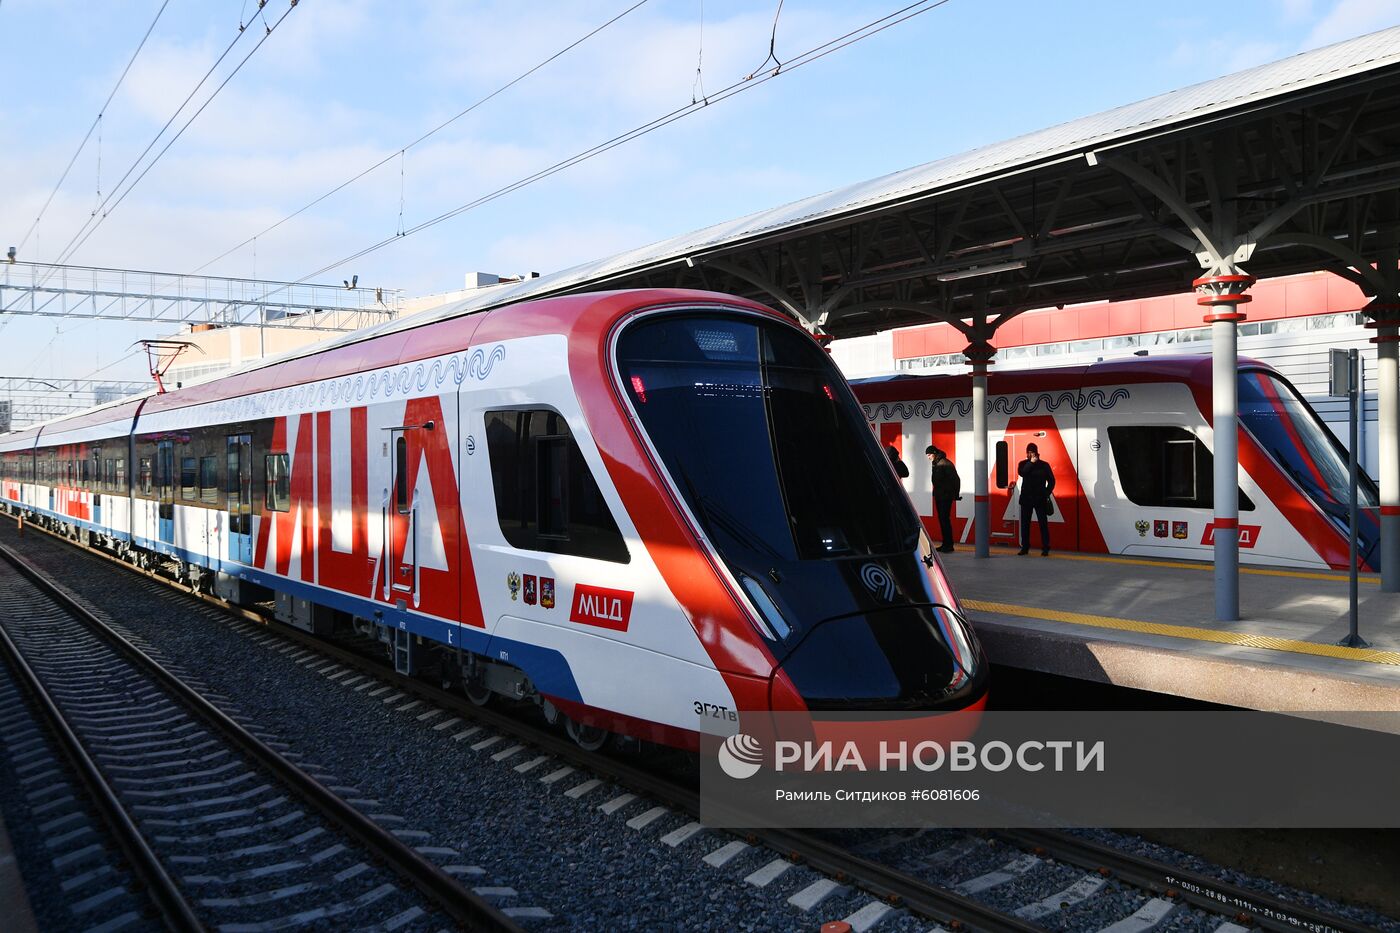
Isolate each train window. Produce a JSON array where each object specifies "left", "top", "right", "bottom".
[
  {"left": 139, "top": 458, "right": 153, "bottom": 494},
  {"left": 1163, "top": 439, "right": 1196, "bottom": 501},
  {"left": 616, "top": 315, "right": 918, "bottom": 565},
  {"left": 1107, "top": 426, "right": 1255, "bottom": 511},
  {"left": 995, "top": 441, "right": 1010, "bottom": 489},
  {"left": 536, "top": 436, "right": 568, "bottom": 539},
  {"left": 115, "top": 458, "right": 126, "bottom": 490},
  {"left": 265, "top": 453, "right": 290, "bottom": 512},
  {"left": 199, "top": 457, "right": 219, "bottom": 504},
  {"left": 103, "top": 458, "right": 115, "bottom": 491},
  {"left": 394, "top": 436, "right": 409, "bottom": 514},
  {"left": 484, "top": 409, "right": 628, "bottom": 563},
  {"left": 180, "top": 457, "right": 198, "bottom": 500}
]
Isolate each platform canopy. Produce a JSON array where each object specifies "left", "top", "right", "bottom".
[{"left": 343, "top": 25, "right": 1400, "bottom": 348}]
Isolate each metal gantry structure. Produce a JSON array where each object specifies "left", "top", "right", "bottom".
[
  {"left": 0, "top": 377, "right": 149, "bottom": 431},
  {"left": 0, "top": 262, "right": 400, "bottom": 332}
]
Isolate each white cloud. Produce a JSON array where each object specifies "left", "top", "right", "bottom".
[{"left": 1303, "top": 0, "right": 1400, "bottom": 48}]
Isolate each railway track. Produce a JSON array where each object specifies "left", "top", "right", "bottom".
[
  {"left": 3, "top": 518, "right": 1390, "bottom": 933},
  {"left": 0, "top": 539, "right": 520, "bottom": 933}
]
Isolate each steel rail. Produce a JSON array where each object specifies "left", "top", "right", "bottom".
[
  {"left": 4, "top": 526, "right": 1036, "bottom": 932},
  {"left": 7, "top": 519, "right": 1383, "bottom": 933},
  {"left": 0, "top": 539, "right": 523, "bottom": 933},
  {"left": 1003, "top": 829, "right": 1375, "bottom": 933},
  {"left": 204, "top": 622, "right": 1038, "bottom": 933},
  {"left": 0, "top": 608, "right": 204, "bottom": 932}
]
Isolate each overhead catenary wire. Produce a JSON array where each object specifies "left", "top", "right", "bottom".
[
  {"left": 249, "top": 0, "right": 954, "bottom": 308},
  {"left": 191, "top": 0, "right": 654, "bottom": 274},
  {"left": 15, "top": 0, "right": 172, "bottom": 255},
  {"left": 40, "top": 0, "right": 298, "bottom": 281},
  {"left": 692, "top": 0, "right": 706, "bottom": 104},
  {"left": 746, "top": 0, "right": 786, "bottom": 79}
]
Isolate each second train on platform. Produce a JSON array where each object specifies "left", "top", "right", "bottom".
[{"left": 853, "top": 356, "right": 1378, "bottom": 571}]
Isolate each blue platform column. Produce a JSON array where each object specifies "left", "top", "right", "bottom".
[
  {"left": 1365, "top": 299, "right": 1400, "bottom": 592},
  {"left": 1196, "top": 272, "right": 1254, "bottom": 622},
  {"left": 964, "top": 339, "right": 996, "bottom": 558}
]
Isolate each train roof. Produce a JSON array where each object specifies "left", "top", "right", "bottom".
[
  {"left": 0, "top": 288, "right": 775, "bottom": 447},
  {"left": 850, "top": 354, "right": 1277, "bottom": 403}
]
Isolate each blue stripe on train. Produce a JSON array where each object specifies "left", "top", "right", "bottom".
[
  {"left": 7, "top": 493, "right": 584, "bottom": 703},
  {"left": 5, "top": 496, "right": 131, "bottom": 542},
  {"left": 128, "top": 534, "right": 584, "bottom": 704}
]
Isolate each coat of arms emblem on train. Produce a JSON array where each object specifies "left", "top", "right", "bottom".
[
  {"left": 1134, "top": 519, "right": 1149, "bottom": 537},
  {"left": 540, "top": 578, "right": 555, "bottom": 609},
  {"left": 507, "top": 572, "right": 520, "bottom": 601},
  {"left": 1172, "top": 521, "right": 1189, "bottom": 540}
]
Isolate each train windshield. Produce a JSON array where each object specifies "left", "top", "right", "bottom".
[
  {"left": 1238, "top": 370, "right": 1378, "bottom": 512},
  {"left": 616, "top": 313, "right": 918, "bottom": 569}
]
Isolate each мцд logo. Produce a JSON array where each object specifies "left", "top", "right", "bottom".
[{"left": 718, "top": 733, "right": 764, "bottom": 780}]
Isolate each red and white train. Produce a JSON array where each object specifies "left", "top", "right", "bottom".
[
  {"left": 0, "top": 289, "right": 986, "bottom": 750},
  {"left": 854, "top": 356, "right": 1379, "bottom": 571}
]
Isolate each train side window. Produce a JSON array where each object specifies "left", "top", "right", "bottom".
[
  {"left": 115, "top": 458, "right": 126, "bottom": 490},
  {"left": 536, "top": 436, "right": 568, "bottom": 539},
  {"left": 199, "top": 456, "right": 219, "bottom": 504},
  {"left": 1107, "top": 426, "right": 1255, "bottom": 511},
  {"left": 394, "top": 436, "right": 409, "bottom": 513},
  {"left": 139, "top": 458, "right": 153, "bottom": 494},
  {"left": 265, "top": 453, "right": 290, "bottom": 512},
  {"left": 484, "top": 409, "right": 628, "bottom": 563},
  {"left": 995, "top": 441, "right": 1009, "bottom": 489},
  {"left": 1163, "top": 439, "right": 1196, "bottom": 502},
  {"left": 180, "top": 457, "right": 198, "bottom": 500}
]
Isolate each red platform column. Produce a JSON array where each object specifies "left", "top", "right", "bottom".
[
  {"left": 964, "top": 340, "right": 996, "bottom": 558},
  {"left": 1196, "top": 273, "right": 1253, "bottom": 622}
]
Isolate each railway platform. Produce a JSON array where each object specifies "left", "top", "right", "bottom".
[{"left": 943, "top": 548, "right": 1400, "bottom": 714}]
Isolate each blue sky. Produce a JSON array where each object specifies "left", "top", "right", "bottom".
[{"left": 1, "top": 0, "right": 1397, "bottom": 385}]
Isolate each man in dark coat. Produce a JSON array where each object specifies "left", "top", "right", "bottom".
[
  {"left": 886, "top": 446, "right": 910, "bottom": 479},
  {"left": 1014, "top": 442, "right": 1056, "bottom": 555},
  {"left": 925, "top": 445, "right": 960, "bottom": 553}
]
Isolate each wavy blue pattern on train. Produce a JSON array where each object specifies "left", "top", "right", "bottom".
[
  {"left": 168, "top": 345, "right": 511, "bottom": 427},
  {"left": 991, "top": 388, "right": 1130, "bottom": 414},
  {"left": 861, "top": 388, "right": 1129, "bottom": 422},
  {"left": 861, "top": 399, "right": 974, "bottom": 422}
]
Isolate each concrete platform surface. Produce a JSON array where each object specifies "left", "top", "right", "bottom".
[{"left": 941, "top": 547, "right": 1400, "bottom": 712}]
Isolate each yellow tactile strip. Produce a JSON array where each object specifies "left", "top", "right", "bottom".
[
  {"left": 1046, "top": 550, "right": 1381, "bottom": 584},
  {"left": 963, "top": 598, "right": 1400, "bottom": 667},
  {"left": 948, "top": 545, "right": 1379, "bottom": 584}
]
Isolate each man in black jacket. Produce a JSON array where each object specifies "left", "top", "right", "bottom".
[
  {"left": 925, "top": 445, "right": 960, "bottom": 553},
  {"left": 1013, "top": 442, "right": 1056, "bottom": 555}
]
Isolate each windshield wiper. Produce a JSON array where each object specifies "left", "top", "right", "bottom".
[{"left": 676, "top": 469, "right": 786, "bottom": 564}]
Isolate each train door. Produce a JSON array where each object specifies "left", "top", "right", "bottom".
[
  {"left": 385, "top": 428, "right": 417, "bottom": 604},
  {"left": 91, "top": 449, "right": 101, "bottom": 526},
  {"left": 226, "top": 434, "right": 252, "bottom": 564},
  {"left": 992, "top": 429, "right": 1047, "bottom": 544},
  {"left": 156, "top": 440, "right": 175, "bottom": 545}
]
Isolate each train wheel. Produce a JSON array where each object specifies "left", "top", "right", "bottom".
[
  {"left": 463, "top": 677, "right": 493, "bottom": 707},
  {"left": 565, "top": 717, "right": 609, "bottom": 752}
]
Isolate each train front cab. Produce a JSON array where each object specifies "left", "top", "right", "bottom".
[
  {"left": 1234, "top": 365, "right": 1379, "bottom": 569},
  {"left": 613, "top": 309, "right": 987, "bottom": 716}
]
